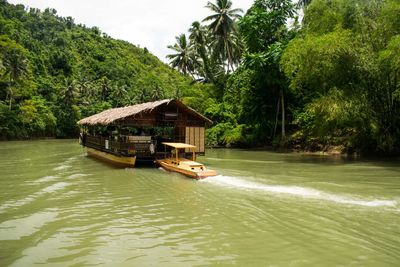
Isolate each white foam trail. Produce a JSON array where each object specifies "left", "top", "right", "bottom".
[
  {"left": 53, "top": 165, "right": 71, "bottom": 171},
  {"left": 35, "top": 175, "right": 58, "bottom": 183},
  {"left": 205, "top": 175, "right": 397, "bottom": 208},
  {"left": 65, "top": 156, "right": 78, "bottom": 162},
  {"left": 42, "top": 182, "right": 70, "bottom": 193},
  {"left": 207, "top": 157, "right": 282, "bottom": 164},
  {"left": 53, "top": 164, "right": 71, "bottom": 171},
  {"left": 68, "top": 173, "right": 89, "bottom": 179}
]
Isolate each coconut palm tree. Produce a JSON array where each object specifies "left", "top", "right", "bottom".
[
  {"left": 189, "top": 21, "right": 213, "bottom": 81},
  {"left": 167, "top": 34, "right": 197, "bottom": 77},
  {"left": 111, "top": 84, "right": 128, "bottom": 106},
  {"left": 203, "top": 0, "right": 243, "bottom": 37},
  {"left": 189, "top": 21, "right": 208, "bottom": 48},
  {"left": 61, "top": 78, "right": 78, "bottom": 107},
  {"left": 2, "top": 47, "right": 29, "bottom": 109},
  {"left": 212, "top": 31, "right": 244, "bottom": 72},
  {"left": 98, "top": 76, "right": 112, "bottom": 101},
  {"left": 203, "top": 0, "right": 243, "bottom": 72},
  {"left": 75, "top": 76, "right": 92, "bottom": 105}
]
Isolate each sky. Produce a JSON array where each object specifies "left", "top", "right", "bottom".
[{"left": 8, "top": 0, "right": 254, "bottom": 62}]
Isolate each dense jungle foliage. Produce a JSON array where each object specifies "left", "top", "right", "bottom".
[
  {"left": 168, "top": 0, "right": 400, "bottom": 154},
  {"left": 1, "top": 0, "right": 399, "bottom": 154},
  {"left": 0, "top": 0, "right": 212, "bottom": 138}
]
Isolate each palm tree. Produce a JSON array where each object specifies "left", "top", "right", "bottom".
[
  {"left": 99, "top": 76, "right": 112, "bottom": 101},
  {"left": 189, "top": 21, "right": 208, "bottom": 48},
  {"left": 150, "top": 85, "right": 164, "bottom": 101},
  {"left": 189, "top": 21, "right": 214, "bottom": 82},
  {"left": 167, "top": 34, "right": 197, "bottom": 77},
  {"left": 212, "top": 31, "right": 244, "bottom": 72},
  {"left": 203, "top": 0, "right": 243, "bottom": 38},
  {"left": 76, "top": 76, "right": 92, "bottom": 105},
  {"left": 61, "top": 78, "right": 78, "bottom": 107},
  {"left": 2, "top": 48, "right": 29, "bottom": 109},
  {"left": 111, "top": 84, "right": 128, "bottom": 106},
  {"left": 203, "top": 0, "right": 243, "bottom": 72}
]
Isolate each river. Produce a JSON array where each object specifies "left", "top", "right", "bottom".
[{"left": 0, "top": 140, "right": 399, "bottom": 266}]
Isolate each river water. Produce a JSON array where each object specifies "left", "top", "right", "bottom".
[{"left": 0, "top": 140, "right": 399, "bottom": 266}]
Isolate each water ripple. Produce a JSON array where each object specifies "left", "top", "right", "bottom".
[
  {"left": 0, "top": 211, "right": 58, "bottom": 240},
  {"left": 0, "top": 182, "right": 71, "bottom": 214}
]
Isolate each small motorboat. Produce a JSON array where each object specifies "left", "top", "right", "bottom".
[{"left": 156, "top": 142, "right": 217, "bottom": 179}]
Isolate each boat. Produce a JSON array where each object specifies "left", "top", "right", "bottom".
[
  {"left": 156, "top": 142, "right": 217, "bottom": 179},
  {"left": 77, "top": 99, "right": 213, "bottom": 167},
  {"left": 86, "top": 147, "right": 136, "bottom": 167}
]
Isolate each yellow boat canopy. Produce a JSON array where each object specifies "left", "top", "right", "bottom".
[{"left": 162, "top": 142, "right": 196, "bottom": 149}]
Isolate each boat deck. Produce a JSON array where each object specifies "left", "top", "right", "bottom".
[{"left": 156, "top": 157, "right": 216, "bottom": 179}]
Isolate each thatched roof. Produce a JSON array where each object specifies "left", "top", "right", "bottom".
[{"left": 77, "top": 99, "right": 212, "bottom": 126}]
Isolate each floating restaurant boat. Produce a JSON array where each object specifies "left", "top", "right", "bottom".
[
  {"left": 156, "top": 142, "right": 217, "bottom": 179},
  {"left": 77, "top": 99, "right": 213, "bottom": 167}
]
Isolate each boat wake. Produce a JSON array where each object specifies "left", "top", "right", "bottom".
[
  {"left": 68, "top": 173, "right": 89, "bottom": 179},
  {"left": 27, "top": 175, "right": 59, "bottom": 185},
  {"left": 53, "top": 164, "right": 71, "bottom": 171},
  {"left": 207, "top": 157, "right": 282, "bottom": 164},
  {"left": 204, "top": 175, "right": 397, "bottom": 208}
]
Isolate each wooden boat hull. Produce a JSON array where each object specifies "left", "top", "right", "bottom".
[
  {"left": 156, "top": 159, "right": 216, "bottom": 179},
  {"left": 87, "top": 147, "right": 136, "bottom": 167}
]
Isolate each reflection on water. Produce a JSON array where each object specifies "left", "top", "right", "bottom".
[{"left": 0, "top": 140, "right": 399, "bottom": 266}]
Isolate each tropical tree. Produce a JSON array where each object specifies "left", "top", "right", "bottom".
[
  {"left": 211, "top": 30, "right": 244, "bottom": 72},
  {"left": 239, "top": 0, "right": 296, "bottom": 142},
  {"left": 189, "top": 22, "right": 208, "bottom": 53},
  {"left": 98, "top": 76, "right": 112, "bottom": 102},
  {"left": 281, "top": 0, "right": 400, "bottom": 152},
  {"left": 166, "top": 34, "right": 197, "bottom": 77},
  {"left": 60, "top": 78, "right": 78, "bottom": 107},
  {"left": 110, "top": 84, "right": 128, "bottom": 106},
  {"left": 203, "top": 0, "right": 243, "bottom": 37},
  {"left": 0, "top": 36, "right": 29, "bottom": 109},
  {"left": 189, "top": 21, "right": 212, "bottom": 81},
  {"left": 203, "top": 0, "right": 243, "bottom": 72}
]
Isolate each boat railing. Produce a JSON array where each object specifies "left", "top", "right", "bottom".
[{"left": 84, "top": 135, "right": 156, "bottom": 158}]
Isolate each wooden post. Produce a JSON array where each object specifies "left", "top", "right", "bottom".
[
  {"left": 176, "top": 149, "right": 178, "bottom": 162},
  {"left": 192, "top": 149, "right": 195, "bottom": 161}
]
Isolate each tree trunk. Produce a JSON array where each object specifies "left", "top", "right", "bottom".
[
  {"left": 272, "top": 96, "right": 280, "bottom": 140},
  {"left": 8, "top": 77, "right": 13, "bottom": 110},
  {"left": 281, "top": 89, "right": 286, "bottom": 140},
  {"left": 9, "top": 90, "right": 12, "bottom": 110}
]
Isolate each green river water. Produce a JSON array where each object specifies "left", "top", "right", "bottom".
[{"left": 0, "top": 140, "right": 399, "bottom": 266}]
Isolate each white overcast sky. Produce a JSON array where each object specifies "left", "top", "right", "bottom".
[{"left": 8, "top": 0, "right": 254, "bottom": 62}]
